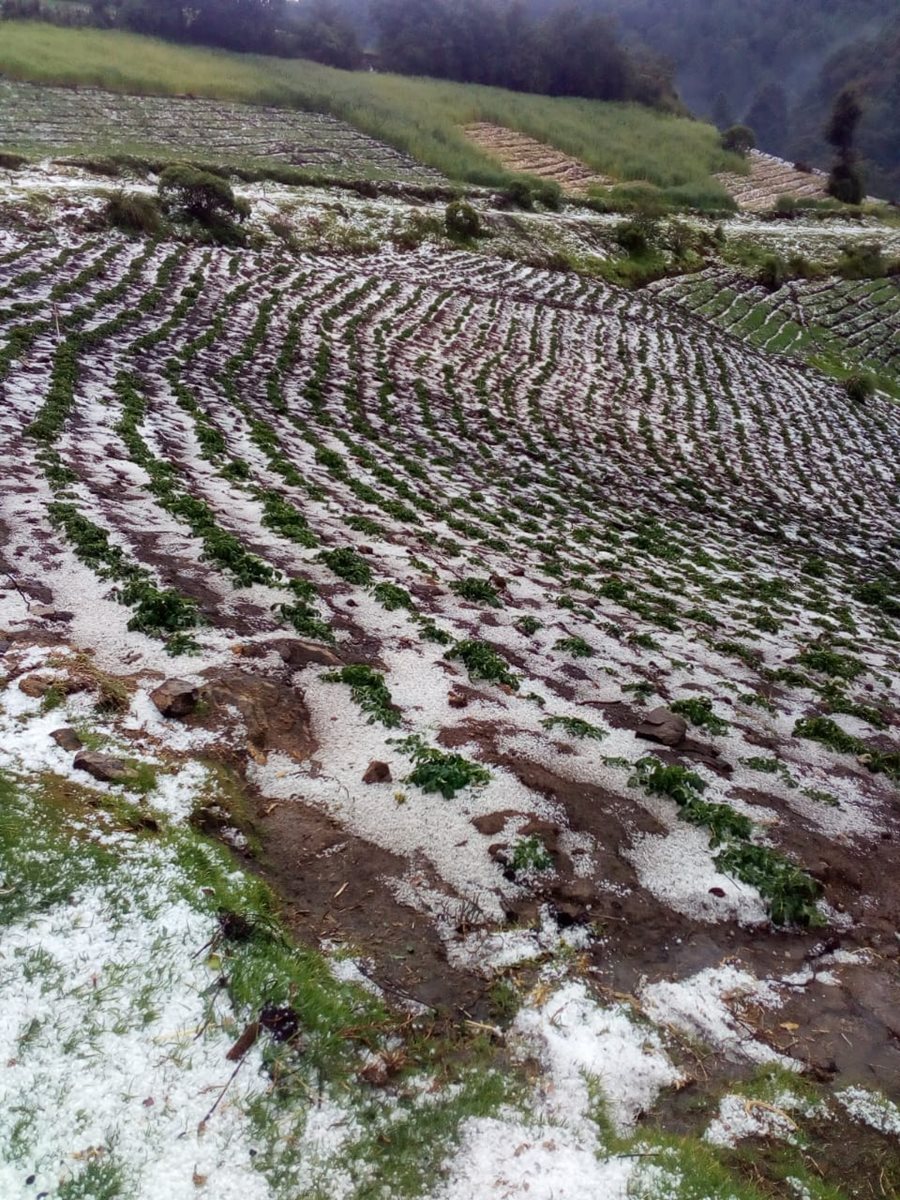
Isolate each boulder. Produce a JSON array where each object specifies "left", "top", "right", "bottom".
[
  {"left": 150, "top": 678, "right": 200, "bottom": 718},
  {"left": 363, "top": 760, "right": 392, "bottom": 784},
  {"left": 635, "top": 706, "right": 687, "bottom": 747},
  {"left": 50, "top": 727, "right": 83, "bottom": 752},
  {"left": 73, "top": 751, "right": 131, "bottom": 783}
]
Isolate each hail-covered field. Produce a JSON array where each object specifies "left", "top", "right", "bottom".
[
  {"left": 0, "top": 76, "right": 444, "bottom": 182},
  {"left": 1, "top": 152, "right": 899, "bottom": 1199}
]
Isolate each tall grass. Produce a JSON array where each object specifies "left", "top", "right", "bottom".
[{"left": 0, "top": 20, "right": 744, "bottom": 186}]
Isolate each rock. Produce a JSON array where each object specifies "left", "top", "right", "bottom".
[
  {"left": 448, "top": 690, "right": 469, "bottom": 709},
  {"left": 273, "top": 639, "right": 342, "bottom": 670},
  {"left": 31, "top": 604, "right": 73, "bottom": 622},
  {"left": 150, "top": 678, "right": 200, "bottom": 718},
  {"left": 472, "top": 810, "right": 521, "bottom": 836},
  {"left": 73, "top": 751, "right": 131, "bottom": 783},
  {"left": 50, "top": 727, "right": 83, "bottom": 752},
  {"left": 635, "top": 706, "right": 688, "bottom": 747},
  {"left": 363, "top": 760, "right": 392, "bottom": 784},
  {"left": 18, "top": 674, "right": 63, "bottom": 698}
]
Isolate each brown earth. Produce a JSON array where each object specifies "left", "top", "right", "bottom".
[{"left": 464, "top": 123, "right": 612, "bottom": 196}]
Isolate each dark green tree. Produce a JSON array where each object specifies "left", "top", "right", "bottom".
[{"left": 826, "top": 87, "right": 864, "bottom": 203}]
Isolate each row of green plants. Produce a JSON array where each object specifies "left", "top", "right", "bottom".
[{"left": 630, "top": 756, "right": 823, "bottom": 926}]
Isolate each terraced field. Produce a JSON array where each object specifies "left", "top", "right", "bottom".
[
  {"left": 1, "top": 172, "right": 899, "bottom": 1197},
  {"left": 464, "top": 122, "right": 612, "bottom": 194},
  {"left": 715, "top": 150, "right": 831, "bottom": 211},
  {"left": 651, "top": 269, "right": 900, "bottom": 384},
  {"left": 0, "top": 76, "right": 445, "bottom": 181}
]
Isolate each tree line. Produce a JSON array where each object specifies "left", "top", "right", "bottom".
[{"left": 0, "top": 0, "right": 675, "bottom": 106}]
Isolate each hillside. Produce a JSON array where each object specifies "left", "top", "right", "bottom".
[
  {"left": 0, "top": 21, "right": 739, "bottom": 190},
  {"left": 1, "top": 40, "right": 900, "bottom": 1200},
  {"left": 584, "top": 0, "right": 899, "bottom": 195}
]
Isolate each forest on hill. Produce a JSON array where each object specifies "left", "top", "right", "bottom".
[
  {"left": 582, "top": 0, "right": 899, "bottom": 197},
  {"left": 0, "top": 0, "right": 676, "bottom": 107}
]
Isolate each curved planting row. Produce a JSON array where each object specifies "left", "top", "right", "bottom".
[{"left": 2, "top": 230, "right": 898, "bottom": 935}]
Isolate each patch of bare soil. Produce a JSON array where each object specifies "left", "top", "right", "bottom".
[{"left": 464, "top": 123, "right": 612, "bottom": 195}]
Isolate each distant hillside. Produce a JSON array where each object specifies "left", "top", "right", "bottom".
[
  {"left": 790, "top": 16, "right": 900, "bottom": 200},
  {"left": 579, "top": 0, "right": 897, "bottom": 195}
]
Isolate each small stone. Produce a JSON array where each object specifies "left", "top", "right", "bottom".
[
  {"left": 18, "top": 674, "right": 56, "bottom": 698},
  {"left": 635, "top": 706, "right": 688, "bottom": 747},
  {"left": 73, "top": 751, "right": 131, "bottom": 783},
  {"left": 708, "top": 886, "right": 726, "bottom": 898},
  {"left": 448, "top": 690, "right": 469, "bottom": 709},
  {"left": 50, "top": 727, "right": 83, "bottom": 752},
  {"left": 363, "top": 760, "right": 391, "bottom": 784},
  {"left": 150, "top": 678, "right": 200, "bottom": 718}
]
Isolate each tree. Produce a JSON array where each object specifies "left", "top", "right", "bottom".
[
  {"left": 711, "top": 90, "right": 733, "bottom": 131},
  {"left": 158, "top": 165, "right": 244, "bottom": 224},
  {"left": 826, "top": 87, "right": 864, "bottom": 203},
  {"left": 826, "top": 87, "right": 863, "bottom": 155},
  {"left": 721, "top": 124, "right": 756, "bottom": 156},
  {"left": 744, "top": 82, "right": 789, "bottom": 156}
]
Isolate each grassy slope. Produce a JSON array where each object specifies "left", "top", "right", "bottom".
[{"left": 0, "top": 20, "right": 742, "bottom": 187}]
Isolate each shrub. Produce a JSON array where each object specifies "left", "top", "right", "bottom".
[
  {"left": 615, "top": 220, "right": 650, "bottom": 256},
  {"left": 827, "top": 160, "right": 864, "bottom": 205},
  {"left": 532, "top": 179, "right": 562, "bottom": 211},
  {"left": 721, "top": 125, "right": 756, "bottom": 156},
  {"left": 104, "top": 191, "right": 163, "bottom": 235},
  {"left": 445, "top": 200, "right": 481, "bottom": 239},
  {"left": 757, "top": 254, "right": 787, "bottom": 292},
  {"left": 837, "top": 242, "right": 884, "bottom": 280},
  {"left": 843, "top": 374, "right": 876, "bottom": 404},
  {"left": 0, "top": 151, "right": 27, "bottom": 171},
  {"left": 503, "top": 179, "right": 534, "bottom": 210},
  {"left": 158, "top": 164, "right": 242, "bottom": 225}
]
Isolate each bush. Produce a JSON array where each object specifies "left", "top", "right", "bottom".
[
  {"left": 609, "top": 181, "right": 669, "bottom": 216},
  {"left": 615, "top": 220, "right": 650, "bottom": 256},
  {"left": 503, "top": 179, "right": 534, "bottom": 210},
  {"left": 843, "top": 374, "right": 876, "bottom": 404},
  {"left": 721, "top": 125, "right": 756, "bottom": 156},
  {"left": 444, "top": 200, "right": 481, "bottom": 239},
  {"left": 837, "top": 241, "right": 885, "bottom": 280},
  {"left": 0, "top": 151, "right": 27, "bottom": 171},
  {"left": 758, "top": 254, "right": 788, "bottom": 292},
  {"left": 532, "top": 179, "right": 562, "bottom": 211},
  {"left": 104, "top": 191, "right": 163, "bottom": 235},
  {"left": 158, "top": 164, "right": 242, "bottom": 225},
  {"left": 827, "top": 161, "right": 864, "bottom": 205}
]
